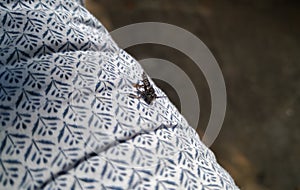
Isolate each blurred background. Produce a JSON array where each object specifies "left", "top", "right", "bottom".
[{"left": 85, "top": 0, "right": 300, "bottom": 189}]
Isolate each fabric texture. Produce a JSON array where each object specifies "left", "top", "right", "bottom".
[{"left": 0, "top": 0, "right": 239, "bottom": 189}]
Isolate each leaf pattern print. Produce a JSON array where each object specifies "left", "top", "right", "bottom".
[
  {"left": 58, "top": 122, "right": 85, "bottom": 146},
  {"left": 0, "top": 67, "right": 25, "bottom": 85},
  {"left": 24, "top": 139, "right": 54, "bottom": 164},
  {"left": 42, "top": 98, "right": 62, "bottom": 114},
  {"left": 0, "top": 106, "right": 12, "bottom": 127},
  {"left": 0, "top": 132, "right": 29, "bottom": 156},
  {"left": 0, "top": 159, "right": 21, "bottom": 187},
  {"left": 23, "top": 71, "right": 47, "bottom": 89},
  {"left": 51, "top": 147, "right": 81, "bottom": 170},
  {"left": 15, "top": 88, "right": 42, "bottom": 111},
  {"left": 19, "top": 167, "right": 47, "bottom": 190},
  {"left": 0, "top": 0, "right": 239, "bottom": 190},
  {"left": 12, "top": 112, "right": 31, "bottom": 130},
  {"left": 32, "top": 114, "right": 59, "bottom": 136},
  {"left": 15, "top": 32, "right": 40, "bottom": 51},
  {"left": 2, "top": 11, "right": 25, "bottom": 30}
]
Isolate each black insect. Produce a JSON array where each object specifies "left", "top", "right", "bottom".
[{"left": 130, "top": 72, "right": 164, "bottom": 104}]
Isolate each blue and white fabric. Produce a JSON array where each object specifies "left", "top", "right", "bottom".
[{"left": 0, "top": 0, "right": 239, "bottom": 189}]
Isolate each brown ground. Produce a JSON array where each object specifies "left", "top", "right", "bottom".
[{"left": 86, "top": 0, "right": 300, "bottom": 189}]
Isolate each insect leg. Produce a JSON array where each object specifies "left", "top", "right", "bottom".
[
  {"left": 133, "top": 83, "right": 144, "bottom": 89},
  {"left": 128, "top": 93, "right": 141, "bottom": 99}
]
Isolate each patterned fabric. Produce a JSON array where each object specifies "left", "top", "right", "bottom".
[{"left": 0, "top": 0, "right": 239, "bottom": 189}]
